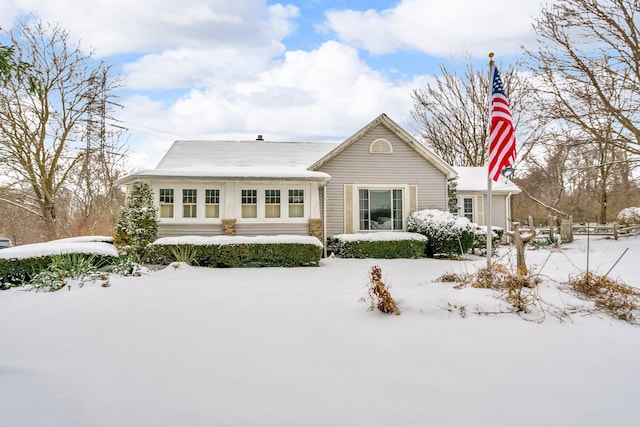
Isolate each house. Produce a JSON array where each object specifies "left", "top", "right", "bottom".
[
  {"left": 454, "top": 166, "right": 521, "bottom": 230},
  {"left": 116, "top": 114, "right": 519, "bottom": 245}
]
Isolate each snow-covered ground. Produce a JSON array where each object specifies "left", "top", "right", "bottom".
[{"left": 1, "top": 235, "right": 639, "bottom": 427}]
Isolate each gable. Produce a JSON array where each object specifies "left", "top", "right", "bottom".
[
  {"left": 313, "top": 124, "right": 445, "bottom": 180},
  {"left": 309, "top": 113, "right": 457, "bottom": 179}
]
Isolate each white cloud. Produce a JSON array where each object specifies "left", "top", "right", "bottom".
[
  {"left": 325, "top": 0, "right": 544, "bottom": 58},
  {"left": 4, "top": 0, "right": 537, "bottom": 170},
  {"left": 5, "top": 0, "right": 298, "bottom": 55},
  {"left": 121, "top": 40, "right": 430, "bottom": 167}
]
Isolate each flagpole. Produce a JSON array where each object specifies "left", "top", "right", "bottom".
[{"left": 486, "top": 52, "right": 495, "bottom": 269}]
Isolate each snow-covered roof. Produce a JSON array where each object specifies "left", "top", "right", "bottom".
[
  {"left": 455, "top": 166, "right": 521, "bottom": 193},
  {"left": 117, "top": 140, "right": 338, "bottom": 184},
  {"left": 158, "top": 140, "right": 338, "bottom": 169}
]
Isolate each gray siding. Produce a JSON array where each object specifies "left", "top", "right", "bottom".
[
  {"left": 458, "top": 192, "right": 511, "bottom": 230},
  {"left": 317, "top": 125, "right": 448, "bottom": 237},
  {"left": 490, "top": 194, "right": 509, "bottom": 230}
]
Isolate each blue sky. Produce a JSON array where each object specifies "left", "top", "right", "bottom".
[{"left": 2, "top": 0, "right": 546, "bottom": 168}]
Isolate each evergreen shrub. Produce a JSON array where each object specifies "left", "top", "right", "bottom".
[
  {"left": 0, "top": 253, "right": 116, "bottom": 288},
  {"left": 407, "top": 209, "right": 475, "bottom": 257},
  {"left": 114, "top": 181, "right": 158, "bottom": 260},
  {"left": 145, "top": 242, "right": 322, "bottom": 267},
  {"left": 327, "top": 233, "right": 427, "bottom": 259},
  {"left": 472, "top": 225, "right": 504, "bottom": 255}
]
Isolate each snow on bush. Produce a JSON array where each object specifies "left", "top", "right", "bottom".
[
  {"left": 328, "top": 232, "right": 428, "bottom": 259},
  {"left": 152, "top": 235, "right": 323, "bottom": 247},
  {"left": 114, "top": 181, "right": 158, "bottom": 259},
  {"left": 617, "top": 207, "right": 640, "bottom": 224},
  {"left": 0, "top": 240, "right": 119, "bottom": 260},
  {"left": 472, "top": 225, "right": 504, "bottom": 255},
  {"left": 407, "top": 209, "right": 475, "bottom": 257}
]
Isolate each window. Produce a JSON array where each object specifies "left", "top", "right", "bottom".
[
  {"left": 369, "top": 138, "right": 393, "bottom": 154},
  {"left": 241, "top": 189, "right": 257, "bottom": 218},
  {"left": 183, "top": 189, "right": 197, "bottom": 218},
  {"left": 265, "top": 189, "right": 281, "bottom": 218},
  {"left": 205, "top": 189, "right": 220, "bottom": 218},
  {"left": 288, "top": 189, "right": 304, "bottom": 218},
  {"left": 463, "top": 197, "right": 474, "bottom": 222},
  {"left": 359, "top": 189, "right": 403, "bottom": 231},
  {"left": 159, "top": 189, "right": 174, "bottom": 218}
]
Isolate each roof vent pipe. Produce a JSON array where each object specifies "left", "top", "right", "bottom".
[{"left": 256, "top": 135, "right": 264, "bottom": 141}]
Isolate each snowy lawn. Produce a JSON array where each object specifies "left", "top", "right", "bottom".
[{"left": 1, "top": 235, "right": 639, "bottom": 427}]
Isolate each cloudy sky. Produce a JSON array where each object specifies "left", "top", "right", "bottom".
[{"left": 1, "top": 0, "right": 546, "bottom": 168}]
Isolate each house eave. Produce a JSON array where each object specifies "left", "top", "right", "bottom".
[{"left": 116, "top": 170, "right": 332, "bottom": 186}]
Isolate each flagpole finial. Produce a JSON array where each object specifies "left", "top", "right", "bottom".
[{"left": 488, "top": 52, "right": 495, "bottom": 66}]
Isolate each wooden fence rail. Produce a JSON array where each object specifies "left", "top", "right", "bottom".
[{"left": 537, "top": 223, "right": 640, "bottom": 241}]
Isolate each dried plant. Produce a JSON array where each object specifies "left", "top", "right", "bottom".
[
  {"left": 367, "top": 265, "right": 400, "bottom": 315},
  {"left": 567, "top": 272, "right": 639, "bottom": 323},
  {"left": 454, "top": 263, "right": 542, "bottom": 315}
]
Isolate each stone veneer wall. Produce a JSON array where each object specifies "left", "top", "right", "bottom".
[
  {"left": 309, "top": 218, "right": 323, "bottom": 241},
  {"left": 222, "top": 219, "right": 236, "bottom": 236}
]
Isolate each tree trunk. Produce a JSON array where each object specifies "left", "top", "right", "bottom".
[
  {"left": 599, "top": 178, "right": 607, "bottom": 224},
  {"left": 42, "top": 200, "right": 58, "bottom": 241},
  {"left": 506, "top": 218, "right": 537, "bottom": 275}
]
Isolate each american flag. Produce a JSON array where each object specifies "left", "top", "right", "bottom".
[{"left": 488, "top": 64, "right": 516, "bottom": 182}]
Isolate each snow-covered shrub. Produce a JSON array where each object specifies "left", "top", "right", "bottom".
[
  {"left": 407, "top": 209, "right": 475, "bottom": 257},
  {"left": 0, "top": 256, "right": 51, "bottom": 289},
  {"left": 146, "top": 236, "right": 323, "bottom": 267},
  {"left": 327, "top": 232, "right": 428, "bottom": 259},
  {"left": 111, "top": 253, "right": 145, "bottom": 276},
  {"left": 170, "top": 245, "right": 200, "bottom": 266},
  {"left": 616, "top": 207, "right": 640, "bottom": 224},
  {"left": 472, "top": 225, "right": 504, "bottom": 255},
  {"left": 30, "top": 253, "right": 104, "bottom": 292},
  {"left": 0, "top": 251, "right": 116, "bottom": 288},
  {"left": 114, "top": 181, "right": 158, "bottom": 260}
]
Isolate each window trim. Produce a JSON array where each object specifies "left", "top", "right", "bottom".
[
  {"left": 159, "top": 188, "right": 175, "bottom": 218},
  {"left": 369, "top": 138, "right": 393, "bottom": 154},
  {"left": 264, "top": 189, "right": 281, "bottom": 219},
  {"left": 353, "top": 185, "right": 407, "bottom": 232},
  {"left": 288, "top": 189, "right": 305, "bottom": 218},
  {"left": 205, "top": 188, "right": 220, "bottom": 219},
  {"left": 182, "top": 189, "right": 198, "bottom": 218},
  {"left": 241, "top": 189, "right": 258, "bottom": 219},
  {"left": 462, "top": 197, "right": 474, "bottom": 222},
  {"left": 237, "top": 184, "right": 309, "bottom": 222}
]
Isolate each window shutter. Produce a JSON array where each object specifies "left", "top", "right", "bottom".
[
  {"left": 344, "top": 185, "right": 354, "bottom": 233},
  {"left": 408, "top": 185, "right": 418, "bottom": 213},
  {"left": 477, "top": 196, "right": 485, "bottom": 225}
]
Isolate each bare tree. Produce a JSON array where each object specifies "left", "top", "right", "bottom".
[
  {"left": 0, "top": 20, "right": 124, "bottom": 240},
  {"left": 525, "top": 0, "right": 640, "bottom": 155},
  {"left": 410, "top": 54, "right": 542, "bottom": 168}
]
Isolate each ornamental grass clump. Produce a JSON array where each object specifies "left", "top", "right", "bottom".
[
  {"left": 451, "top": 263, "right": 541, "bottom": 315},
  {"left": 567, "top": 272, "right": 639, "bottom": 323},
  {"left": 30, "top": 253, "right": 103, "bottom": 291},
  {"left": 367, "top": 265, "right": 400, "bottom": 315}
]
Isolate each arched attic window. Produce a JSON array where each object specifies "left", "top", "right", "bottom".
[{"left": 369, "top": 138, "right": 393, "bottom": 154}]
